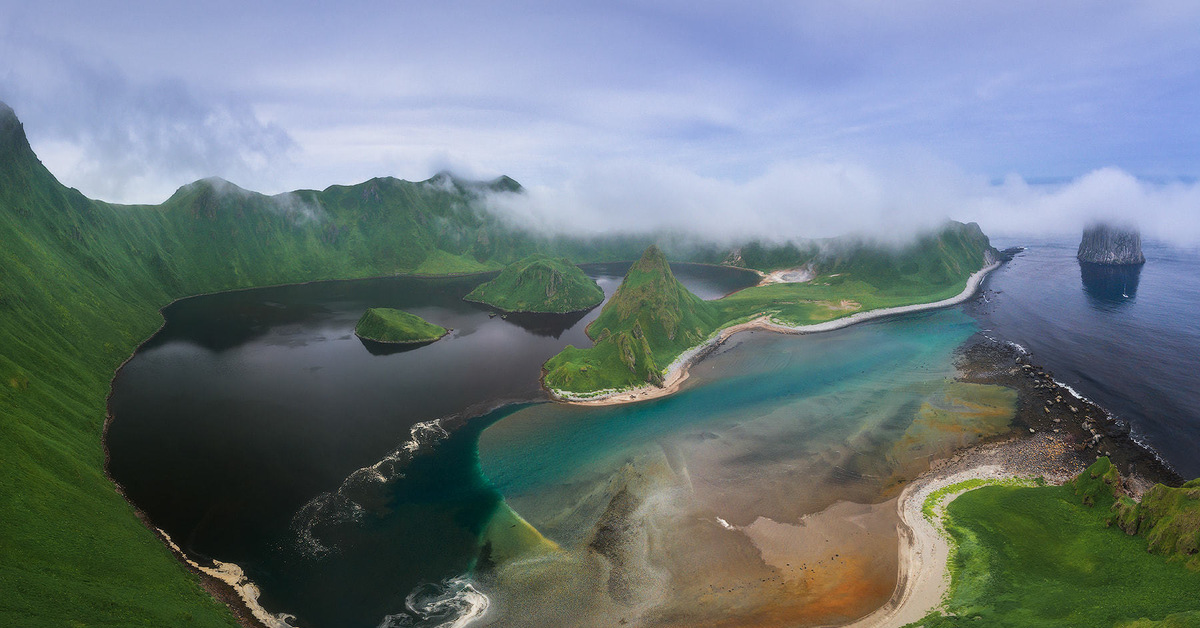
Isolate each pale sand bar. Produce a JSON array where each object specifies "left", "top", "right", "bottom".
[{"left": 845, "top": 433, "right": 1086, "bottom": 627}]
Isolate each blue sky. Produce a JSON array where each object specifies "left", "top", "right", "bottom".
[{"left": 2, "top": 1, "right": 1199, "bottom": 241}]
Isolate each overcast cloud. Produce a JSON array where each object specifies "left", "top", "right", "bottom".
[{"left": 1, "top": 1, "right": 1198, "bottom": 242}]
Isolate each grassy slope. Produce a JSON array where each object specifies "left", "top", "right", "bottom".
[
  {"left": 543, "top": 245, "right": 720, "bottom": 393},
  {"left": 354, "top": 308, "right": 448, "bottom": 343},
  {"left": 545, "top": 223, "right": 996, "bottom": 395},
  {"left": 1113, "top": 480, "right": 1200, "bottom": 570},
  {"left": 912, "top": 459, "right": 1200, "bottom": 627},
  {"left": 463, "top": 254, "right": 603, "bottom": 313}
]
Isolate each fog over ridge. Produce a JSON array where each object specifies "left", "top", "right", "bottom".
[{"left": 483, "top": 160, "right": 1200, "bottom": 246}]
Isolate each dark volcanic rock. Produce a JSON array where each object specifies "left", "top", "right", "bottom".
[{"left": 1077, "top": 223, "right": 1145, "bottom": 265}]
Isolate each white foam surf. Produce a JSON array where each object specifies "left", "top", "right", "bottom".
[{"left": 377, "top": 577, "right": 491, "bottom": 628}]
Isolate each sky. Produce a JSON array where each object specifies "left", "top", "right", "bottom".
[{"left": 2, "top": 1, "right": 1200, "bottom": 242}]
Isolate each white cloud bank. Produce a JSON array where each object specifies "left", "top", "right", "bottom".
[{"left": 489, "top": 161, "right": 1200, "bottom": 245}]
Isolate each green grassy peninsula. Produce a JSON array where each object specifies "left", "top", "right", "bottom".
[
  {"left": 354, "top": 308, "right": 448, "bottom": 344},
  {"left": 913, "top": 459, "right": 1200, "bottom": 627},
  {"left": 544, "top": 245, "right": 719, "bottom": 395},
  {"left": 544, "top": 225, "right": 998, "bottom": 398},
  {"left": 464, "top": 254, "right": 603, "bottom": 313}
]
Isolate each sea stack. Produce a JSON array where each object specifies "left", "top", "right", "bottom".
[{"left": 1077, "top": 223, "right": 1145, "bottom": 265}]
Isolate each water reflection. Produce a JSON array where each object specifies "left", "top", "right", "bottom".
[
  {"left": 497, "top": 310, "right": 593, "bottom": 338},
  {"left": 1080, "top": 261, "right": 1142, "bottom": 307},
  {"left": 358, "top": 337, "right": 440, "bottom": 355}
]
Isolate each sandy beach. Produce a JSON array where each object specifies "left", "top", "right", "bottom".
[
  {"left": 844, "top": 432, "right": 1087, "bottom": 628},
  {"left": 554, "top": 262, "right": 1001, "bottom": 406}
]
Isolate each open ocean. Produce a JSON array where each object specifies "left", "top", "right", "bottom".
[{"left": 971, "top": 236, "right": 1200, "bottom": 478}]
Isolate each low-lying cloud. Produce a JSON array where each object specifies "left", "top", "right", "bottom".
[{"left": 487, "top": 160, "right": 1200, "bottom": 246}]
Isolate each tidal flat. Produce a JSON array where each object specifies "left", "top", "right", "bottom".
[{"left": 475, "top": 310, "right": 1015, "bottom": 627}]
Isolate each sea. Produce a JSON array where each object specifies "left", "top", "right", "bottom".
[
  {"left": 105, "top": 237, "right": 1200, "bottom": 627},
  {"left": 972, "top": 236, "right": 1200, "bottom": 478}
]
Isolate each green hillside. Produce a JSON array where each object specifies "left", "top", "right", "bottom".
[
  {"left": 544, "top": 246, "right": 720, "bottom": 394},
  {"left": 464, "top": 254, "right": 603, "bottom": 313},
  {"left": 911, "top": 459, "right": 1200, "bottom": 627},
  {"left": 354, "top": 308, "right": 448, "bottom": 344},
  {"left": 1113, "top": 476, "right": 1200, "bottom": 570},
  {"left": 717, "top": 221, "right": 996, "bottom": 326}
]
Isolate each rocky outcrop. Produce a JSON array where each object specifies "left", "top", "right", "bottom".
[{"left": 1077, "top": 223, "right": 1145, "bottom": 265}]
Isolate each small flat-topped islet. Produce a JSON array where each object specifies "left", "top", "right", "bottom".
[
  {"left": 354, "top": 307, "right": 449, "bottom": 344},
  {"left": 464, "top": 254, "right": 604, "bottom": 314}
]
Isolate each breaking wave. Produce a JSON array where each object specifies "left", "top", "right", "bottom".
[
  {"left": 377, "top": 577, "right": 490, "bottom": 628},
  {"left": 290, "top": 418, "right": 451, "bottom": 558}
]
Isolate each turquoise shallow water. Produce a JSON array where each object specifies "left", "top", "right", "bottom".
[
  {"left": 479, "top": 308, "right": 978, "bottom": 507},
  {"left": 470, "top": 308, "right": 1005, "bottom": 626}
]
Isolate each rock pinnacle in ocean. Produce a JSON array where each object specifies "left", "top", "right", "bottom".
[{"left": 1077, "top": 223, "right": 1145, "bottom": 265}]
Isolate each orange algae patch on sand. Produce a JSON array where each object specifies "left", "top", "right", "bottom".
[
  {"left": 651, "top": 500, "right": 899, "bottom": 628},
  {"left": 653, "top": 556, "right": 895, "bottom": 628}
]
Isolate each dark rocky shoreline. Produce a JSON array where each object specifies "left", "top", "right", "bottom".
[{"left": 954, "top": 335, "right": 1183, "bottom": 490}]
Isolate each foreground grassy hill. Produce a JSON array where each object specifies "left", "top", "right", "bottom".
[
  {"left": 354, "top": 308, "right": 448, "bottom": 344},
  {"left": 545, "top": 223, "right": 997, "bottom": 397},
  {"left": 912, "top": 459, "right": 1200, "bottom": 627},
  {"left": 464, "top": 254, "right": 604, "bottom": 313}
]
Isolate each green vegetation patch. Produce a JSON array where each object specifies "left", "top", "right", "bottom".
[
  {"left": 910, "top": 459, "right": 1200, "bottom": 627},
  {"left": 1113, "top": 478, "right": 1200, "bottom": 570},
  {"left": 354, "top": 307, "right": 448, "bottom": 344},
  {"left": 543, "top": 245, "right": 720, "bottom": 394},
  {"left": 464, "top": 254, "right": 603, "bottom": 313}
]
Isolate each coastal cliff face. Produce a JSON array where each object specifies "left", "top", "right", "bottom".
[{"left": 1078, "top": 224, "right": 1145, "bottom": 265}]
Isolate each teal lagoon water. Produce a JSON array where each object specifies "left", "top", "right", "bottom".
[
  {"left": 470, "top": 309, "right": 1010, "bottom": 626},
  {"left": 481, "top": 308, "right": 980, "bottom": 506}
]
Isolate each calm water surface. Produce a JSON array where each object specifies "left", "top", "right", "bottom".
[{"left": 973, "top": 237, "right": 1200, "bottom": 477}]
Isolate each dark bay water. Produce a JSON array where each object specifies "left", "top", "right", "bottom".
[
  {"left": 106, "top": 263, "right": 759, "bottom": 627},
  {"left": 970, "top": 237, "right": 1200, "bottom": 477}
]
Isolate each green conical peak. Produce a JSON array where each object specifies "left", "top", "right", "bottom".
[{"left": 631, "top": 244, "right": 669, "bottom": 273}]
